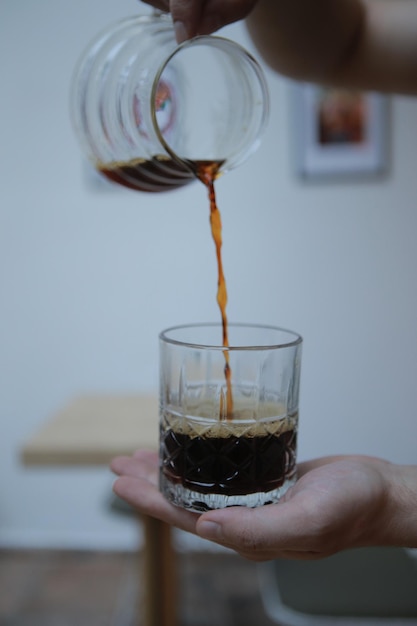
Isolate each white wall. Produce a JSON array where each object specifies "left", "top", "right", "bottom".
[{"left": 1, "top": 0, "right": 417, "bottom": 550}]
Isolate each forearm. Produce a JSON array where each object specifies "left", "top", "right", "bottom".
[{"left": 246, "top": 0, "right": 417, "bottom": 94}]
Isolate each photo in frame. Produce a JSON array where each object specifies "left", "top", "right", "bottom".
[{"left": 290, "top": 82, "right": 389, "bottom": 179}]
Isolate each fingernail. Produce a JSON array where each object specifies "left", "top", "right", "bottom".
[
  {"left": 198, "top": 520, "right": 223, "bottom": 541},
  {"left": 174, "top": 20, "right": 188, "bottom": 43}
]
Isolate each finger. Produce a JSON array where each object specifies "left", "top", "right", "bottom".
[
  {"left": 141, "top": 0, "right": 170, "bottom": 12},
  {"left": 110, "top": 450, "right": 158, "bottom": 482},
  {"left": 170, "top": 0, "right": 205, "bottom": 41},
  {"left": 110, "top": 455, "right": 133, "bottom": 476},
  {"left": 112, "top": 460, "right": 158, "bottom": 487},
  {"left": 196, "top": 499, "right": 314, "bottom": 555},
  {"left": 113, "top": 475, "right": 201, "bottom": 534},
  {"left": 197, "top": 0, "right": 258, "bottom": 35}
]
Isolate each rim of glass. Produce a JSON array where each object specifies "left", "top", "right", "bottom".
[
  {"left": 159, "top": 322, "right": 302, "bottom": 351},
  {"left": 151, "top": 34, "right": 270, "bottom": 170}
]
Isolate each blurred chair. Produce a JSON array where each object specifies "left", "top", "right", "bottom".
[{"left": 258, "top": 547, "right": 417, "bottom": 625}]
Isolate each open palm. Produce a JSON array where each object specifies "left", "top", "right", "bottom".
[{"left": 111, "top": 450, "right": 392, "bottom": 560}]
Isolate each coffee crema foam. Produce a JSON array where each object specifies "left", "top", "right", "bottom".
[{"left": 161, "top": 406, "right": 297, "bottom": 439}]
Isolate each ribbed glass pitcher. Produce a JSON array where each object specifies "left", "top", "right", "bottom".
[{"left": 70, "top": 12, "right": 269, "bottom": 192}]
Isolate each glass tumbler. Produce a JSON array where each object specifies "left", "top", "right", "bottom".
[
  {"left": 159, "top": 323, "right": 302, "bottom": 512},
  {"left": 70, "top": 12, "right": 269, "bottom": 192}
]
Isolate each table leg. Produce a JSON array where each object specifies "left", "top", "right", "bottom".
[{"left": 141, "top": 514, "right": 178, "bottom": 626}]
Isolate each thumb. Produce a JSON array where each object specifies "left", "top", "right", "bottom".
[
  {"left": 170, "top": 0, "right": 204, "bottom": 42},
  {"left": 195, "top": 501, "right": 308, "bottom": 557}
]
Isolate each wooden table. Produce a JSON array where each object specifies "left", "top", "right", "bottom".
[{"left": 20, "top": 394, "right": 177, "bottom": 626}]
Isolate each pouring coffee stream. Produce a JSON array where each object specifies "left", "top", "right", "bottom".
[
  {"left": 96, "top": 153, "right": 235, "bottom": 416},
  {"left": 192, "top": 160, "right": 234, "bottom": 418},
  {"left": 71, "top": 12, "right": 269, "bottom": 417}
]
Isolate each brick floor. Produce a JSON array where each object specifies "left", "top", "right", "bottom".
[{"left": 0, "top": 549, "right": 275, "bottom": 626}]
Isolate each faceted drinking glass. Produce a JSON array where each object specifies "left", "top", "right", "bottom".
[{"left": 159, "top": 323, "right": 302, "bottom": 512}]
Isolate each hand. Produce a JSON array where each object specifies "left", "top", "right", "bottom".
[
  {"left": 111, "top": 451, "right": 403, "bottom": 561},
  {"left": 140, "top": 0, "right": 258, "bottom": 42}
]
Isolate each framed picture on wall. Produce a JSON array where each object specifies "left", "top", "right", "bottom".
[{"left": 290, "top": 82, "right": 389, "bottom": 179}]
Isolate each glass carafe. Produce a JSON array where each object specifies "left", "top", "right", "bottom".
[{"left": 70, "top": 12, "right": 269, "bottom": 192}]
